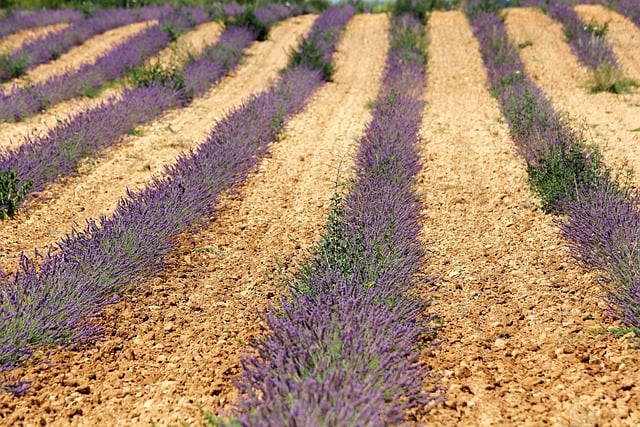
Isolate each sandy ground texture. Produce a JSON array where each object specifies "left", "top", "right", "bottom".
[
  {"left": 0, "top": 23, "right": 69, "bottom": 54},
  {"left": 0, "top": 15, "right": 313, "bottom": 273},
  {"left": 0, "top": 21, "right": 222, "bottom": 152},
  {"left": 503, "top": 7, "right": 640, "bottom": 185},
  {"left": 1, "top": 20, "right": 156, "bottom": 92},
  {"left": 0, "top": 13, "right": 388, "bottom": 426},
  {"left": 418, "top": 11, "right": 639, "bottom": 426}
]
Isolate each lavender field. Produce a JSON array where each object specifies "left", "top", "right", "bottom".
[{"left": 0, "top": 1, "right": 640, "bottom": 425}]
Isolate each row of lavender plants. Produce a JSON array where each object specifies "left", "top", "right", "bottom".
[
  {"left": 0, "top": 9, "right": 82, "bottom": 38},
  {"left": 0, "top": 5, "right": 353, "bottom": 396},
  {"left": 0, "top": 7, "right": 210, "bottom": 123},
  {"left": 575, "top": 0, "right": 640, "bottom": 29},
  {"left": 466, "top": 3, "right": 640, "bottom": 334},
  {"left": 0, "top": 5, "right": 175, "bottom": 82},
  {"left": 0, "top": 4, "right": 296, "bottom": 220},
  {"left": 520, "top": 0, "right": 636, "bottom": 92},
  {"left": 231, "top": 11, "right": 443, "bottom": 425}
]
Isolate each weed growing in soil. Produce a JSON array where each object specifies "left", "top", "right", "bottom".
[
  {"left": 588, "top": 63, "right": 638, "bottom": 94},
  {"left": 527, "top": 142, "right": 607, "bottom": 211},
  {"left": 0, "top": 52, "right": 29, "bottom": 81},
  {"left": 0, "top": 170, "right": 32, "bottom": 220}
]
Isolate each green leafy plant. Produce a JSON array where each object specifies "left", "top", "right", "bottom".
[
  {"left": 589, "top": 62, "right": 638, "bottom": 94},
  {"left": 128, "top": 60, "right": 186, "bottom": 93},
  {"left": 583, "top": 18, "right": 609, "bottom": 38},
  {"left": 0, "top": 170, "right": 32, "bottom": 220},
  {"left": 527, "top": 142, "right": 607, "bottom": 211},
  {"left": 287, "top": 34, "right": 334, "bottom": 81},
  {"left": 0, "top": 52, "right": 30, "bottom": 81},
  {"left": 160, "top": 22, "right": 182, "bottom": 43}
]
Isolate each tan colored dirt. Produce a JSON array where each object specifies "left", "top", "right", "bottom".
[
  {"left": 575, "top": 4, "right": 640, "bottom": 82},
  {"left": 504, "top": 8, "right": 640, "bottom": 185},
  {"left": 0, "top": 21, "right": 222, "bottom": 153},
  {"left": 419, "top": 11, "right": 639, "bottom": 426},
  {"left": 0, "top": 23, "right": 69, "bottom": 54},
  {"left": 0, "top": 15, "right": 314, "bottom": 274},
  {"left": 1, "top": 21, "right": 156, "bottom": 92},
  {"left": 0, "top": 13, "right": 389, "bottom": 426}
]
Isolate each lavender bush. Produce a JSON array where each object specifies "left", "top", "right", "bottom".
[
  {"left": 0, "top": 6, "right": 346, "bottom": 393},
  {"left": 234, "top": 13, "right": 443, "bottom": 425},
  {"left": 467, "top": 5, "right": 640, "bottom": 334},
  {"left": 0, "top": 9, "right": 83, "bottom": 39},
  {"left": 0, "top": 6, "right": 175, "bottom": 82}
]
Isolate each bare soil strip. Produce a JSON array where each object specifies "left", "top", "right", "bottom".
[
  {"left": 503, "top": 8, "right": 640, "bottom": 184},
  {"left": 574, "top": 4, "right": 640, "bottom": 82},
  {"left": 0, "top": 21, "right": 222, "bottom": 152},
  {"left": 0, "top": 16, "right": 314, "bottom": 274},
  {"left": 418, "top": 11, "right": 640, "bottom": 426},
  {"left": 0, "top": 23, "right": 69, "bottom": 54},
  {"left": 0, "top": 13, "right": 389, "bottom": 427},
  {"left": 1, "top": 20, "right": 156, "bottom": 92}
]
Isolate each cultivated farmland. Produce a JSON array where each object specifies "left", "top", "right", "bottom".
[{"left": 0, "top": 3, "right": 639, "bottom": 426}]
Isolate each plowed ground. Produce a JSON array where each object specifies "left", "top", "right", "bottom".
[{"left": 0, "top": 8, "right": 639, "bottom": 426}]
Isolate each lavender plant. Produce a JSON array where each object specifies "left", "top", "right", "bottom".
[
  {"left": 0, "top": 5, "right": 175, "bottom": 82},
  {"left": 0, "top": 6, "right": 344, "bottom": 394},
  {"left": 467, "top": 5, "right": 640, "bottom": 336},
  {"left": 234, "top": 13, "right": 443, "bottom": 425}
]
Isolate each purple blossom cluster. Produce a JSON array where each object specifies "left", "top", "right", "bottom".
[
  {"left": 0, "top": 6, "right": 343, "bottom": 392},
  {"left": 0, "top": 5, "right": 175, "bottom": 82},
  {"left": 234, "top": 13, "right": 443, "bottom": 425},
  {"left": 547, "top": 0, "right": 618, "bottom": 70},
  {"left": 253, "top": 2, "right": 303, "bottom": 23},
  {"left": 468, "top": 8, "right": 640, "bottom": 329},
  {"left": 559, "top": 185, "right": 640, "bottom": 328},
  {"left": 0, "top": 9, "right": 83, "bottom": 38}
]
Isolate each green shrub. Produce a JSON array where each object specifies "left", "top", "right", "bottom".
[
  {"left": 287, "top": 34, "right": 334, "bottom": 81},
  {"left": 527, "top": 142, "right": 607, "bottom": 211},
  {"left": 589, "top": 62, "right": 638, "bottom": 94},
  {"left": 127, "top": 60, "right": 185, "bottom": 92},
  {"left": 0, "top": 170, "right": 32, "bottom": 220}
]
